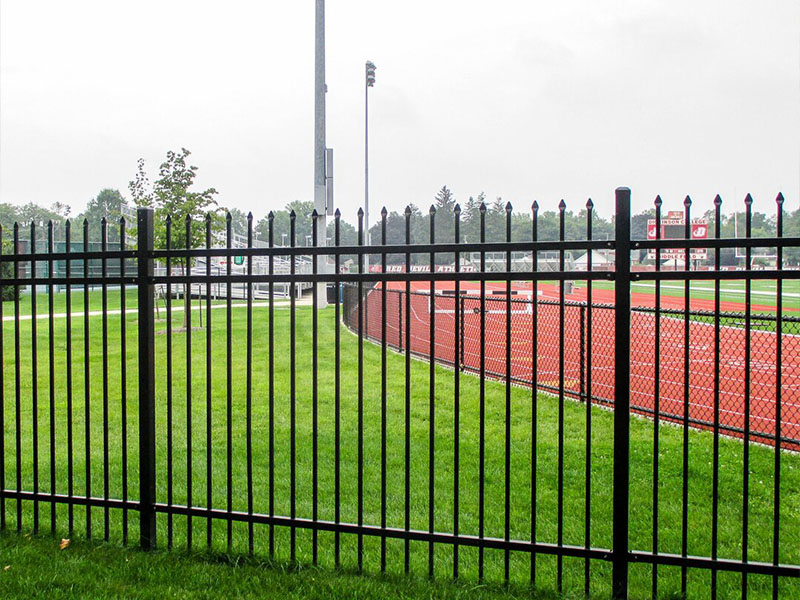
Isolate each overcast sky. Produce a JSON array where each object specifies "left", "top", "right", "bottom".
[{"left": 1, "top": 0, "right": 798, "bottom": 224}]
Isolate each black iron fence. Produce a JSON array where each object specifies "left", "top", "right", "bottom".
[{"left": 0, "top": 189, "right": 799, "bottom": 599}]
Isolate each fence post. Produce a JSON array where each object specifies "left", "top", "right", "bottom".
[
  {"left": 137, "top": 208, "right": 157, "bottom": 550},
  {"left": 612, "top": 187, "right": 632, "bottom": 598}
]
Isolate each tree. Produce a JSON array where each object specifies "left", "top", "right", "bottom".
[
  {"left": 255, "top": 201, "right": 315, "bottom": 247},
  {"left": 256, "top": 210, "right": 289, "bottom": 245},
  {"left": 16, "top": 202, "right": 64, "bottom": 226},
  {"left": 129, "top": 148, "right": 221, "bottom": 328},
  {"left": 79, "top": 189, "right": 127, "bottom": 244},
  {"left": 285, "top": 200, "right": 316, "bottom": 246},
  {"left": 511, "top": 211, "right": 533, "bottom": 243},
  {"left": 227, "top": 208, "right": 250, "bottom": 238},
  {"left": 462, "top": 192, "right": 485, "bottom": 243},
  {"left": 50, "top": 201, "right": 72, "bottom": 218},
  {"left": 485, "top": 198, "right": 509, "bottom": 242},
  {"left": 786, "top": 207, "right": 800, "bottom": 266},
  {"left": 326, "top": 213, "right": 358, "bottom": 267},
  {"left": 407, "top": 203, "right": 427, "bottom": 248},
  {"left": 631, "top": 208, "right": 656, "bottom": 262},
  {"left": 364, "top": 209, "right": 409, "bottom": 265},
  {"left": 1, "top": 237, "right": 16, "bottom": 301},
  {"left": 0, "top": 203, "right": 19, "bottom": 231},
  {"left": 432, "top": 186, "right": 457, "bottom": 254}
]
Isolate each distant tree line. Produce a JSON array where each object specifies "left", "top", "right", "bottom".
[{"left": 2, "top": 178, "right": 797, "bottom": 267}]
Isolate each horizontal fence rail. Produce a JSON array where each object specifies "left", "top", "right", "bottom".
[{"left": 0, "top": 189, "right": 798, "bottom": 599}]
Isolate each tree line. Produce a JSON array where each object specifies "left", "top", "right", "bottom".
[{"left": 1, "top": 148, "right": 797, "bottom": 267}]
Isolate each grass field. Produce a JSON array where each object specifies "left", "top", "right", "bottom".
[
  {"left": 0, "top": 293, "right": 798, "bottom": 598},
  {"left": 3, "top": 287, "right": 250, "bottom": 318},
  {"left": 583, "top": 279, "right": 800, "bottom": 312},
  {"left": 0, "top": 532, "right": 532, "bottom": 600}
]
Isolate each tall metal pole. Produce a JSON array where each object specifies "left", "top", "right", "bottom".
[
  {"left": 365, "top": 70, "right": 370, "bottom": 274},
  {"left": 364, "top": 61, "right": 375, "bottom": 274},
  {"left": 314, "top": 0, "right": 328, "bottom": 307}
]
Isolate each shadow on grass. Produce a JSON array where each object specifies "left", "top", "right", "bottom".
[{"left": 0, "top": 531, "right": 567, "bottom": 600}]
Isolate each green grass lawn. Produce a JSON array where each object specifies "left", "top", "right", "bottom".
[
  {"left": 0, "top": 300, "right": 798, "bottom": 598},
  {"left": 2, "top": 287, "right": 264, "bottom": 317},
  {"left": 584, "top": 279, "right": 800, "bottom": 312},
  {"left": 1, "top": 287, "right": 139, "bottom": 317},
  {"left": 0, "top": 532, "right": 535, "bottom": 600}
]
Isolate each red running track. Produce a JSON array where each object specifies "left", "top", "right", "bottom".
[{"left": 351, "top": 281, "right": 800, "bottom": 450}]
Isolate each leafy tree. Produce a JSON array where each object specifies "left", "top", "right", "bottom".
[
  {"left": 130, "top": 149, "right": 221, "bottom": 251},
  {"left": 324, "top": 212, "right": 359, "bottom": 267},
  {"left": 256, "top": 210, "right": 289, "bottom": 245},
  {"left": 0, "top": 203, "right": 20, "bottom": 232},
  {"left": 631, "top": 208, "right": 655, "bottom": 240},
  {"left": 785, "top": 207, "right": 800, "bottom": 265},
  {"left": 698, "top": 205, "right": 775, "bottom": 267},
  {"left": 285, "top": 200, "right": 316, "bottom": 246},
  {"left": 16, "top": 202, "right": 64, "bottom": 227},
  {"left": 79, "top": 188, "right": 127, "bottom": 244},
  {"left": 327, "top": 215, "right": 357, "bottom": 246},
  {"left": 129, "top": 148, "right": 221, "bottom": 328},
  {"left": 227, "top": 208, "right": 250, "bottom": 238},
  {"left": 1, "top": 237, "right": 16, "bottom": 301},
  {"left": 363, "top": 209, "right": 410, "bottom": 265},
  {"left": 50, "top": 202, "right": 72, "bottom": 218},
  {"left": 511, "top": 212, "right": 533, "bottom": 242},
  {"left": 0, "top": 202, "right": 72, "bottom": 254},
  {"left": 2, "top": 203, "right": 65, "bottom": 249},
  {"left": 0, "top": 203, "right": 68, "bottom": 249},
  {"left": 478, "top": 198, "right": 508, "bottom": 242},
  {"left": 255, "top": 201, "right": 316, "bottom": 247},
  {"left": 630, "top": 208, "right": 655, "bottom": 262}
]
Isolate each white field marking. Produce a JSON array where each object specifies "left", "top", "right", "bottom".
[
  {"left": 629, "top": 282, "right": 800, "bottom": 299},
  {"left": 632, "top": 309, "right": 800, "bottom": 338},
  {"left": 434, "top": 309, "right": 532, "bottom": 315},
  {"left": 1, "top": 300, "right": 297, "bottom": 323}
]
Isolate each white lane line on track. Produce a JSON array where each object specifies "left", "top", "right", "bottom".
[{"left": 630, "top": 282, "right": 800, "bottom": 299}]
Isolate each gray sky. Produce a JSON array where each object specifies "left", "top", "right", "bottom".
[{"left": 1, "top": 0, "right": 798, "bottom": 223}]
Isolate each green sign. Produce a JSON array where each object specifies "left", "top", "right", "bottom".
[{"left": 233, "top": 256, "right": 244, "bottom": 266}]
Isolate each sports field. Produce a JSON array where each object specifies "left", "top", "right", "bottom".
[
  {"left": 370, "top": 280, "right": 799, "bottom": 448},
  {"left": 575, "top": 279, "right": 800, "bottom": 313}
]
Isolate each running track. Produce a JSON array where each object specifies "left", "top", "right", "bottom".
[{"left": 351, "top": 281, "right": 800, "bottom": 450}]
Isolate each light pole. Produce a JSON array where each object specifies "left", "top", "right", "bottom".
[
  {"left": 365, "top": 60, "right": 376, "bottom": 274},
  {"left": 314, "top": 0, "right": 328, "bottom": 307}
]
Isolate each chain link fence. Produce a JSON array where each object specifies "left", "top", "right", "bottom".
[{"left": 343, "top": 284, "right": 800, "bottom": 449}]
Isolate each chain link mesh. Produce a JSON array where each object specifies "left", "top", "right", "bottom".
[{"left": 343, "top": 284, "right": 800, "bottom": 450}]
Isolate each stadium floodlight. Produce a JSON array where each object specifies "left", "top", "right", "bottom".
[
  {"left": 366, "top": 61, "right": 376, "bottom": 87},
  {"left": 365, "top": 60, "right": 376, "bottom": 273}
]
